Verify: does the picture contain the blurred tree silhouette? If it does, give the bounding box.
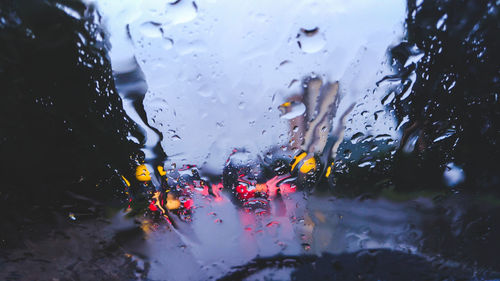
[333,0,500,197]
[0,0,143,245]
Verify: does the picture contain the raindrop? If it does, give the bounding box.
[55,3,81,19]
[351,132,365,143]
[166,0,198,25]
[358,161,373,168]
[436,14,448,29]
[373,110,384,120]
[139,21,163,38]
[361,135,373,143]
[344,149,352,159]
[381,91,395,105]
[162,37,174,50]
[288,79,298,88]
[443,163,465,187]
[374,134,391,140]
[198,85,213,97]
[300,27,319,36]
[296,27,326,53]
[266,221,280,227]
[278,101,306,119]
[433,129,455,143]
[279,60,291,67]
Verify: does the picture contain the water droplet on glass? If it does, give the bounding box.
[443,162,465,187]
[278,101,306,119]
[166,0,198,25]
[358,160,373,168]
[344,149,352,159]
[381,91,395,105]
[297,27,326,53]
[374,134,391,141]
[279,60,290,67]
[351,132,365,143]
[266,221,280,227]
[433,129,455,143]
[198,85,213,97]
[436,14,448,29]
[139,21,163,38]
[162,37,174,50]
[373,110,384,120]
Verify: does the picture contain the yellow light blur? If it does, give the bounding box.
[135,164,151,182]
[299,157,317,174]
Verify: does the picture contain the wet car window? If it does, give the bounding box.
[1,0,499,280]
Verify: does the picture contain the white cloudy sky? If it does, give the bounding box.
[94,0,406,171]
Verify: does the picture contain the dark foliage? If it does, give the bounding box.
[0,0,142,246]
